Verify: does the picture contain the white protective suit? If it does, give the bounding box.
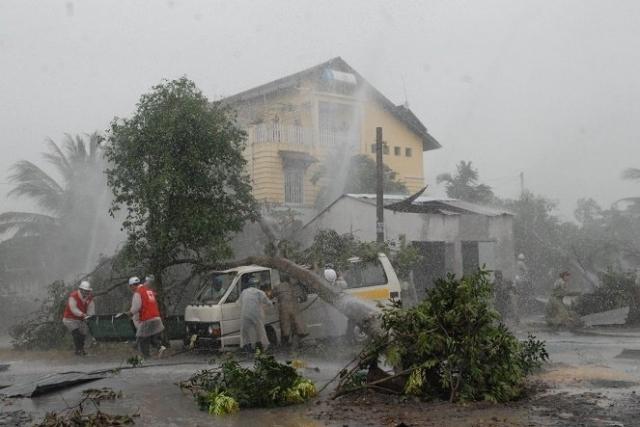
[239,287,273,349]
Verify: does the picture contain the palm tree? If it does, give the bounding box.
[436,161,494,204]
[0,133,103,236]
[0,133,108,277]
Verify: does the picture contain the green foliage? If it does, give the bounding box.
[298,230,420,282]
[436,161,494,204]
[207,392,239,416]
[392,236,423,281]
[126,355,144,368]
[366,270,548,402]
[9,280,73,350]
[180,352,317,414]
[105,77,257,301]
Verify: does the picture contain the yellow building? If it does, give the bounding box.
[225,57,441,208]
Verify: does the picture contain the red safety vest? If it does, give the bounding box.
[63,290,93,320]
[137,285,161,321]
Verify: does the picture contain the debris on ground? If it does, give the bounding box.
[179,352,317,415]
[126,355,144,368]
[82,387,123,401]
[34,387,137,426]
[0,409,32,427]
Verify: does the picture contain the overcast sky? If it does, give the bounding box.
[1,0,638,220]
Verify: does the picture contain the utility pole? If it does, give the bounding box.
[376,127,384,244]
[519,172,524,197]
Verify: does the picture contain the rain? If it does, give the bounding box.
[1,1,640,426]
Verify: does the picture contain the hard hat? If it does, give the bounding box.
[324,268,337,283]
[79,281,92,291]
[128,276,141,286]
[517,253,525,260]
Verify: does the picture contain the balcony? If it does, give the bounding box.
[248,123,359,148]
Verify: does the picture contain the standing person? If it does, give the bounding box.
[515,253,532,311]
[492,271,517,323]
[239,277,273,353]
[545,271,582,329]
[62,281,95,356]
[128,276,165,358]
[273,273,307,347]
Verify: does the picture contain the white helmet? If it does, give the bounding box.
[324,268,337,283]
[79,280,92,291]
[518,253,525,260]
[128,276,141,286]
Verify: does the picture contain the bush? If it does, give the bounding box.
[363,270,548,402]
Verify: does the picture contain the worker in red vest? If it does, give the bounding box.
[62,281,95,356]
[128,276,165,357]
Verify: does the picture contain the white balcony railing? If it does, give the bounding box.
[249,123,358,148]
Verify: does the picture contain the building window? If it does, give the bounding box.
[405,147,412,157]
[383,144,389,155]
[394,146,401,156]
[371,144,376,153]
[284,168,304,204]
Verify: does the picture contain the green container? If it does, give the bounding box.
[88,314,185,342]
[88,315,136,341]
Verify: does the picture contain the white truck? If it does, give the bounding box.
[184,253,400,350]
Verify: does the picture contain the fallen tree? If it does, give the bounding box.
[332,270,548,403]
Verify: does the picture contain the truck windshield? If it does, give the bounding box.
[343,259,387,289]
[195,272,237,305]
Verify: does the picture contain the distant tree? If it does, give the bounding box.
[0,133,107,278]
[436,161,494,204]
[574,197,604,225]
[312,154,409,208]
[622,168,640,181]
[105,77,257,312]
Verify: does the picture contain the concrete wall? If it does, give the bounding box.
[298,197,516,281]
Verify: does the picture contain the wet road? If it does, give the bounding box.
[2,326,640,426]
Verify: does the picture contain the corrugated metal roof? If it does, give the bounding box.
[345,193,513,216]
[301,193,512,230]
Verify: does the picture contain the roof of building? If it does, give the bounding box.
[223,57,441,152]
[301,192,512,230]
